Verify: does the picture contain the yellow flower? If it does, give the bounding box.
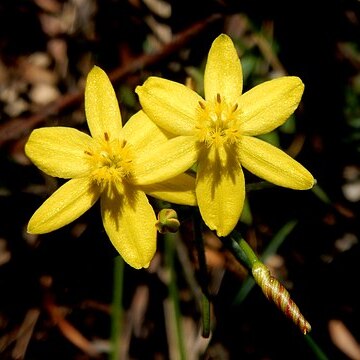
[25,65,196,269]
[136,34,315,237]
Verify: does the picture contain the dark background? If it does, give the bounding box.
[0,0,359,359]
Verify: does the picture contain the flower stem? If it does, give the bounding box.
[304,334,330,360]
[193,209,211,338]
[224,230,259,268]
[110,255,124,360]
[164,232,186,360]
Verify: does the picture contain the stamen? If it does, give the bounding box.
[84,150,93,156]
[196,93,241,149]
[104,132,109,141]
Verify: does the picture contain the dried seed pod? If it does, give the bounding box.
[252,262,311,335]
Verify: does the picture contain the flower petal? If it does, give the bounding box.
[25,127,94,178]
[196,146,246,237]
[101,187,157,269]
[85,66,123,140]
[204,34,243,104]
[132,136,199,185]
[136,77,203,135]
[141,172,197,206]
[238,77,304,136]
[28,178,100,234]
[122,110,171,154]
[239,136,315,189]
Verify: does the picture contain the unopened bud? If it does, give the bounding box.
[156,209,180,234]
[252,262,311,335]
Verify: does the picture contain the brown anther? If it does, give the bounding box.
[232,103,238,112]
[104,132,109,141]
[216,93,221,103]
[84,150,93,156]
[198,101,206,110]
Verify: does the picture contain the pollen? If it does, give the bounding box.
[196,94,241,148]
[85,133,133,191]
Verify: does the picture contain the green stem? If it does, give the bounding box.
[304,334,330,360]
[224,230,259,269]
[164,232,186,360]
[193,210,211,338]
[110,255,124,360]
[233,220,298,305]
[201,293,211,337]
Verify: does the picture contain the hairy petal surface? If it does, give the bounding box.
[132,136,199,185]
[196,147,245,237]
[141,172,197,206]
[85,66,122,139]
[25,127,93,178]
[101,188,157,269]
[136,77,203,135]
[28,178,100,234]
[205,33,243,103]
[239,136,315,190]
[238,77,304,136]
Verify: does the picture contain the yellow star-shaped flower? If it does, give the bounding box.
[25,66,196,269]
[136,34,315,237]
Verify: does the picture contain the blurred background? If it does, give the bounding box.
[0,0,359,359]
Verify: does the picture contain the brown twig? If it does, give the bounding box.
[0,13,222,149]
[11,309,41,360]
[41,276,101,358]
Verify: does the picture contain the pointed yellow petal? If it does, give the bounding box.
[25,127,93,178]
[122,110,171,154]
[132,136,199,185]
[196,147,246,237]
[204,34,243,103]
[101,188,157,269]
[85,66,122,139]
[28,178,100,234]
[136,77,203,135]
[239,136,315,189]
[141,172,197,206]
[238,77,304,136]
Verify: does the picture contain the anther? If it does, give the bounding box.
[84,150,93,156]
[216,93,221,103]
[198,101,206,110]
[104,132,110,141]
[232,103,238,112]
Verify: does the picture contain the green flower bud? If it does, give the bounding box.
[156,209,180,234]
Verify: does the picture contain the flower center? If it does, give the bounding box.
[195,93,241,148]
[85,131,133,193]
